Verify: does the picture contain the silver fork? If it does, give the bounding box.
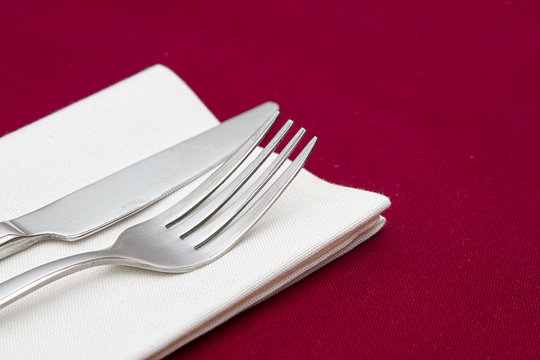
[0,115,316,310]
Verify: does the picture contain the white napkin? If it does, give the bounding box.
[0,65,390,359]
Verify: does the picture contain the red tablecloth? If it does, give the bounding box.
[1,1,538,358]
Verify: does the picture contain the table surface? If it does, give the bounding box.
[1,1,538,358]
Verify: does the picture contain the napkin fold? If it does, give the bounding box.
[0,65,390,359]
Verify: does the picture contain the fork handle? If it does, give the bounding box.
[0,248,126,310]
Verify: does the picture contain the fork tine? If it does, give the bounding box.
[181,125,306,240]
[193,135,316,250]
[161,111,279,226]
[0,119,315,310]
[170,120,295,233]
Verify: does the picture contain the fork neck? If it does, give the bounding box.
[0,247,128,310]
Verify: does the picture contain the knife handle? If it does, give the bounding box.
[0,221,39,260]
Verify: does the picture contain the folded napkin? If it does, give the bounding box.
[0,65,390,359]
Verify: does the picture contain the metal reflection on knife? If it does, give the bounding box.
[0,102,280,259]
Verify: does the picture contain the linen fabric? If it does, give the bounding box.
[1,1,538,358]
[0,65,389,359]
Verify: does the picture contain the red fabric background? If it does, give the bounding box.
[1,1,538,358]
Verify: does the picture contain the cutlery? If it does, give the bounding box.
[0,102,279,259]
[0,117,316,310]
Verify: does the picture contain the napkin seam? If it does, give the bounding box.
[150,215,386,359]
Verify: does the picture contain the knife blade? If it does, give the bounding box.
[0,102,279,259]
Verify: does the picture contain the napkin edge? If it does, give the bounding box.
[0,64,193,141]
[148,215,386,360]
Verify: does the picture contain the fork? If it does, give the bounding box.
[0,114,316,310]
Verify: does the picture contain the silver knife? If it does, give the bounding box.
[0,102,279,259]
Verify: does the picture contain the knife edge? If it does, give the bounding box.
[0,102,279,258]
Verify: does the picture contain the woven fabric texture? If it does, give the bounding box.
[0,65,389,359]
[0,1,538,358]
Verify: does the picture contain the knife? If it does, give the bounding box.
[0,102,279,259]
